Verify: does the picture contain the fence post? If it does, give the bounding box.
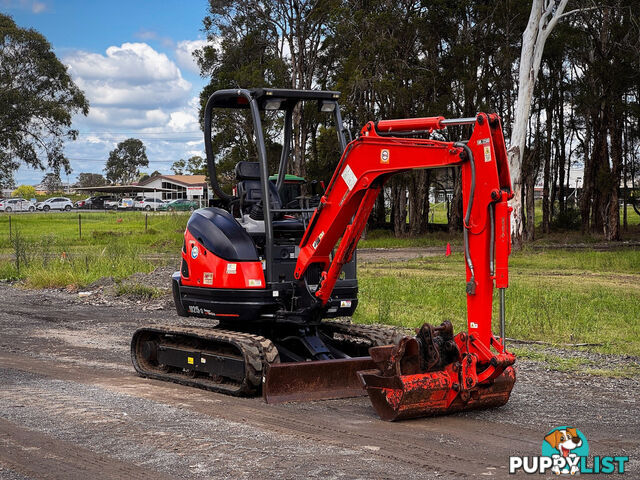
[145,213,148,232]
[8,215,11,239]
[78,213,82,239]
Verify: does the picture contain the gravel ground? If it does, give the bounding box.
[0,250,638,479]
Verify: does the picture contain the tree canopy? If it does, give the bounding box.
[41,172,62,194]
[171,155,207,176]
[196,0,640,241]
[0,14,88,186]
[77,172,107,188]
[104,138,149,185]
[11,184,36,199]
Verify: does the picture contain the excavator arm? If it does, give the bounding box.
[293,113,517,420]
[296,113,512,347]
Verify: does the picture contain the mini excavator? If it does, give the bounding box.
[131,88,516,421]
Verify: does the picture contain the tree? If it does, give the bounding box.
[11,184,36,198]
[186,155,206,175]
[507,0,584,244]
[0,14,88,182]
[0,162,16,190]
[104,138,149,184]
[171,159,186,175]
[41,172,62,194]
[77,172,106,188]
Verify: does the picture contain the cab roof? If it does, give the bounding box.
[209,88,340,111]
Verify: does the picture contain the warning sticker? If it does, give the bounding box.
[248,279,262,287]
[380,149,390,164]
[226,263,237,274]
[312,231,325,250]
[477,138,490,145]
[203,272,213,285]
[484,145,491,162]
[187,356,194,364]
[341,164,357,190]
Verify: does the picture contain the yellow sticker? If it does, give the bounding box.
[187,356,194,365]
[380,149,390,164]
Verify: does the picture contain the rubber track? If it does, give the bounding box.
[131,326,279,396]
[319,319,407,347]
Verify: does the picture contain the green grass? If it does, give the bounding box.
[353,249,640,357]
[2,210,639,362]
[0,211,187,252]
[0,211,188,287]
[512,346,640,377]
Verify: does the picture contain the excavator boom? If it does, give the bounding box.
[293,113,516,420]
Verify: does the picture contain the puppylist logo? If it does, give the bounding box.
[509,426,630,475]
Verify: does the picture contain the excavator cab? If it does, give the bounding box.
[132,87,517,420]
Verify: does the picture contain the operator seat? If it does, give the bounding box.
[235,161,304,234]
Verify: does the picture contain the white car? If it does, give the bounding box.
[117,197,136,210]
[37,197,73,212]
[104,198,119,210]
[0,198,36,212]
[135,197,165,211]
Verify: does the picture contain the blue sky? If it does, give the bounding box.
[2,0,212,185]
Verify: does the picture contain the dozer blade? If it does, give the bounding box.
[263,357,375,403]
[358,366,516,421]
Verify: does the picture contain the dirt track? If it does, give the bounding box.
[0,278,638,479]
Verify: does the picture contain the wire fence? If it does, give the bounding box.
[0,211,187,281]
[0,210,189,245]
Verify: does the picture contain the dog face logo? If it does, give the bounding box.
[542,427,589,475]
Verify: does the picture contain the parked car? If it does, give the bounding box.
[158,199,198,212]
[36,197,73,212]
[0,198,36,212]
[75,197,91,208]
[104,198,119,210]
[117,196,138,210]
[81,195,117,209]
[135,197,165,211]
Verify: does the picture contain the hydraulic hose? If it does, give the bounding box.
[454,142,476,294]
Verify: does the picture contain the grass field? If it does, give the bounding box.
[1,210,638,359]
[353,249,640,357]
[0,211,188,287]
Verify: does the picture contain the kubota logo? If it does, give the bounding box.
[509,426,629,475]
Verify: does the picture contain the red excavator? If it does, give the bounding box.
[131,88,516,421]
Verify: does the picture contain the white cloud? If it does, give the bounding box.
[1,0,47,13]
[65,43,191,109]
[174,39,207,74]
[11,42,209,185]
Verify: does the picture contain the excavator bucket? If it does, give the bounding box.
[357,322,516,421]
[263,357,376,403]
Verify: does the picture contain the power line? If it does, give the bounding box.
[67,158,185,163]
[79,130,203,136]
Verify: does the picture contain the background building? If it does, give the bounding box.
[139,175,210,203]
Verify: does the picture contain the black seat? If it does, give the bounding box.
[235,161,282,212]
[235,161,305,234]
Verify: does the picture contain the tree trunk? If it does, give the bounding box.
[606,108,622,241]
[392,177,407,237]
[542,101,552,234]
[508,0,570,246]
[449,168,463,233]
[557,82,567,213]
